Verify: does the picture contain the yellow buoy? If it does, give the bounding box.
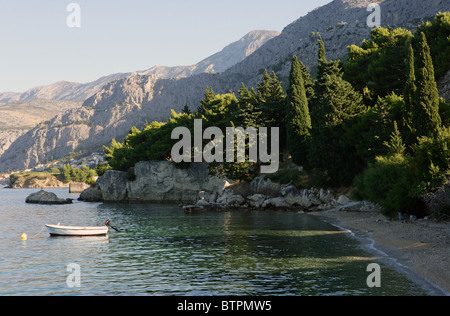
[21,233,27,241]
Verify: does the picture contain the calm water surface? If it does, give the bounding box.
[0,188,429,296]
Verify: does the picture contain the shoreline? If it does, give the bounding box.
[310,208,450,296]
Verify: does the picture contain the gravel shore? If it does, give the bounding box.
[310,208,450,296]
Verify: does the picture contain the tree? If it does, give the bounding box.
[299,60,314,101]
[197,86,216,115]
[384,122,406,156]
[236,83,263,128]
[318,34,326,64]
[257,70,286,129]
[309,36,366,186]
[286,56,311,166]
[412,32,442,140]
[182,103,192,115]
[402,43,416,145]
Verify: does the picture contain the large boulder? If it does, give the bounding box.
[26,190,73,205]
[250,176,281,195]
[217,191,246,206]
[262,197,290,208]
[96,171,128,202]
[96,161,229,204]
[247,194,267,208]
[78,187,103,202]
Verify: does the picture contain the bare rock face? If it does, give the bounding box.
[438,70,450,101]
[78,187,103,202]
[95,161,229,204]
[25,190,73,205]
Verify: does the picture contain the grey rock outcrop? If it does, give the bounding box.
[25,190,73,205]
[95,161,229,203]
[78,187,103,202]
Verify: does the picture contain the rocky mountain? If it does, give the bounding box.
[0,74,131,103]
[0,30,279,103]
[1,0,449,172]
[0,30,278,165]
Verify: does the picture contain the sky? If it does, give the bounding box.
[0,0,333,93]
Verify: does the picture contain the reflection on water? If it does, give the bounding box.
[0,188,429,296]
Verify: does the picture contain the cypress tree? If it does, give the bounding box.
[286,56,311,166]
[309,36,366,185]
[402,43,416,145]
[412,32,441,139]
[299,60,314,101]
[318,34,326,64]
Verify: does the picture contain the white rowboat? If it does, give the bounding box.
[45,224,109,237]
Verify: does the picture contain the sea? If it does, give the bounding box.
[0,188,439,296]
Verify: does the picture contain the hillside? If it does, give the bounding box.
[0,0,448,172]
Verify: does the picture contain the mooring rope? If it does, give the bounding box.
[30,226,46,238]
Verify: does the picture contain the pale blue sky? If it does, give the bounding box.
[0,0,332,93]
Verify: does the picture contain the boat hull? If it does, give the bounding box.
[45,224,109,237]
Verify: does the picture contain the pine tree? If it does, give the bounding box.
[256,70,286,128]
[412,32,442,139]
[257,69,272,104]
[384,121,406,156]
[236,83,263,128]
[286,56,311,166]
[197,86,216,115]
[266,71,286,128]
[182,103,192,115]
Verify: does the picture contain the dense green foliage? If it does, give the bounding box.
[416,12,450,79]
[104,12,450,218]
[61,164,97,184]
[10,165,98,187]
[344,27,413,104]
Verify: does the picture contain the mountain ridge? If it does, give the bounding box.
[0,30,279,103]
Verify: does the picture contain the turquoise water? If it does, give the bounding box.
[0,188,430,296]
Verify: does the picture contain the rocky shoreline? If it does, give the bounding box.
[311,209,450,296]
[80,161,372,213]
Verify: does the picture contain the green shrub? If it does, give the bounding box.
[351,154,414,217]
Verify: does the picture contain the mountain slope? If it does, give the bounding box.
[1,0,449,172]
